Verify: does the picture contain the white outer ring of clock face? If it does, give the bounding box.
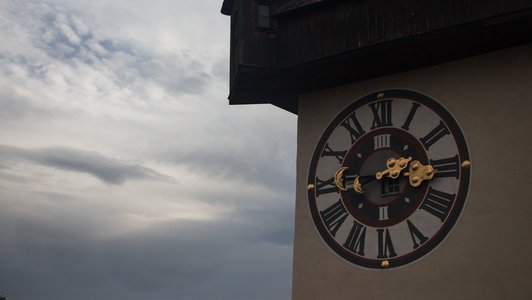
[307,89,471,270]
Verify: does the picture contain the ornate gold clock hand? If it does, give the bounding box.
[334,167,349,191]
[353,175,377,194]
[375,157,438,187]
[334,167,375,193]
[404,160,436,187]
[375,157,412,180]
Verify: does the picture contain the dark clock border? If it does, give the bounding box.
[307,89,471,269]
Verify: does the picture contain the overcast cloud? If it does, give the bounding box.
[0,1,296,299]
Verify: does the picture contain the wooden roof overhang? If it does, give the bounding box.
[222,1,532,114]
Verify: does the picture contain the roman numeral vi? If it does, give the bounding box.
[377,228,397,258]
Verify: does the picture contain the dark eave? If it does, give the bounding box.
[221,0,233,15]
[228,7,532,114]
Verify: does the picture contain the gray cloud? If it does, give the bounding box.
[211,57,229,79]
[0,1,295,299]
[0,144,173,185]
[0,192,292,300]
[1,1,211,97]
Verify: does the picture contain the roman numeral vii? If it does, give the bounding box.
[320,199,348,237]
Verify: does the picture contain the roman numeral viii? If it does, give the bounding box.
[420,187,456,221]
[320,199,349,237]
[370,99,393,129]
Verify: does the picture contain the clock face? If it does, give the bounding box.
[307,89,470,269]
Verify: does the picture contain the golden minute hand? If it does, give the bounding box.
[376,157,412,180]
[404,160,436,187]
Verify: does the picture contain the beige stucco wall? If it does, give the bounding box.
[293,43,532,299]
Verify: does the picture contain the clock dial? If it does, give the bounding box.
[307,89,470,269]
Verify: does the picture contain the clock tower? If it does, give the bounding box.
[222,0,532,298]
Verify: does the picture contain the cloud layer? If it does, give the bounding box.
[0,145,173,184]
[0,1,297,299]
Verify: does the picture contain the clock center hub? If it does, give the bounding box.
[359,149,408,206]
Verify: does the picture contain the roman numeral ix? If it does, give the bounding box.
[315,177,339,197]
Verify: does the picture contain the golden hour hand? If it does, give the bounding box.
[353,175,377,194]
[334,167,349,191]
[375,157,412,180]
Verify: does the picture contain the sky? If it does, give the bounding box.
[0,1,297,299]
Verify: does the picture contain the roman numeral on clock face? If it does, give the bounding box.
[320,199,349,237]
[420,121,450,150]
[430,155,459,178]
[341,113,366,143]
[420,187,456,221]
[374,134,391,149]
[406,219,428,249]
[401,102,420,131]
[377,228,397,258]
[370,99,393,129]
[343,220,366,255]
[379,206,389,220]
[315,177,339,197]
[321,143,347,163]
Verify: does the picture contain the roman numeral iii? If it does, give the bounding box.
[420,187,456,221]
[431,155,460,178]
